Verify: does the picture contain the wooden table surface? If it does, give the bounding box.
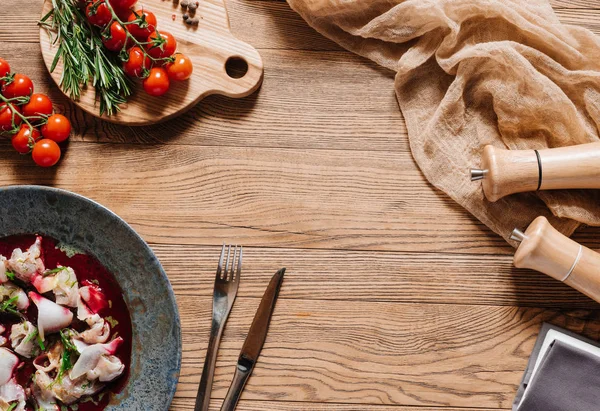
[2,1,600,410]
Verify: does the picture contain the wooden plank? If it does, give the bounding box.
[4,1,600,48]
[172,296,600,409]
[0,142,512,254]
[172,397,499,410]
[0,43,405,152]
[158,244,598,308]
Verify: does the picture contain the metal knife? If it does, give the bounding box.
[220,268,286,411]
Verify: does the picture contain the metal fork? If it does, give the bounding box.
[194,244,242,411]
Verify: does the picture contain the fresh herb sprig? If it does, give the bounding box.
[0,295,20,316]
[53,329,78,385]
[39,0,133,116]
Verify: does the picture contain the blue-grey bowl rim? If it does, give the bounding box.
[0,185,182,410]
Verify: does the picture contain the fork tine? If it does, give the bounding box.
[235,246,243,282]
[223,244,232,280]
[228,246,238,281]
[216,244,226,280]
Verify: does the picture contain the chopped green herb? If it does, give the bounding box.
[5,270,15,281]
[7,402,17,411]
[37,334,46,351]
[0,295,20,316]
[105,316,119,328]
[22,328,38,344]
[60,329,78,353]
[43,266,68,276]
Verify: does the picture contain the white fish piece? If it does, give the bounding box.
[7,237,45,283]
[76,294,94,321]
[0,325,5,346]
[31,370,59,411]
[0,348,19,386]
[87,355,125,382]
[32,266,79,308]
[78,314,110,344]
[70,337,123,381]
[0,377,26,411]
[0,283,29,311]
[34,369,103,406]
[33,343,63,374]
[10,321,39,358]
[0,256,7,284]
[28,292,73,341]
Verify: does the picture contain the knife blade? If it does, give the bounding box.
[220,268,285,411]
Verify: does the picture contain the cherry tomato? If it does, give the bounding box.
[0,58,10,87]
[12,125,40,154]
[2,74,34,99]
[22,94,53,119]
[109,0,137,9]
[41,114,71,143]
[86,1,112,27]
[103,22,128,52]
[32,139,61,167]
[146,30,177,60]
[0,103,22,132]
[166,53,193,81]
[142,67,170,96]
[126,9,157,40]
[123,47,151,78]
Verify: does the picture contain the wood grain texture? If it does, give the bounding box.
[0,142,512,254]
[5,1,600,47]
[173,397,498,410]
[175,397,499,410]
[172,296,600,408]
[156,244,600,308]
[39,0,263,125]
[2,1,600,411]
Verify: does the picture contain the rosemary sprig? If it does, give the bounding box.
[39,0,133,116]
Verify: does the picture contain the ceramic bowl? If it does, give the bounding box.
[0,185,181,410]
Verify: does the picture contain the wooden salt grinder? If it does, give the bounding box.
[470,142,600,202]
[511,216,600,304]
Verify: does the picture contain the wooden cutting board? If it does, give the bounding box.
[39,0,264,126]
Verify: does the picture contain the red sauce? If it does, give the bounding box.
[0,235,132,411]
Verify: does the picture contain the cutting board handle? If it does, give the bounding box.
[470,142,600,201]
[512,216,600,303]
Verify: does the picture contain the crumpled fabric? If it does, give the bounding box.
[286,0,600,243]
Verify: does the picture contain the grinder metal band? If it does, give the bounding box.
[534,150,542,191]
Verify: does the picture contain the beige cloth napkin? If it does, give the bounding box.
[286,0,600,243]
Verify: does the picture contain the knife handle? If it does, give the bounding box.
[511,216,600,303]
[220,359,253,411]
[470,142,600,202]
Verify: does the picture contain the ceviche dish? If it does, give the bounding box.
[0,235,132,411]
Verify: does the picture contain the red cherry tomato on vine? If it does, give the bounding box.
[0,104,22,132]
[2,74,34,99]
[123,47,151,78]
[0,58,10,87]
[127,9,157,41]
[32,139,61,167]
[109,0,137,10]
[166,53,193,81]
[86,1,112,27]
[41,114,71,143]
[146,30,177,60]
[12,125,40,154]
[142,67,170,96]
[22,94,53,119]
[103,22,128,52]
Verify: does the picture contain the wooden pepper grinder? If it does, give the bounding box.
[470,142,600,202]
[511,216,600,303]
